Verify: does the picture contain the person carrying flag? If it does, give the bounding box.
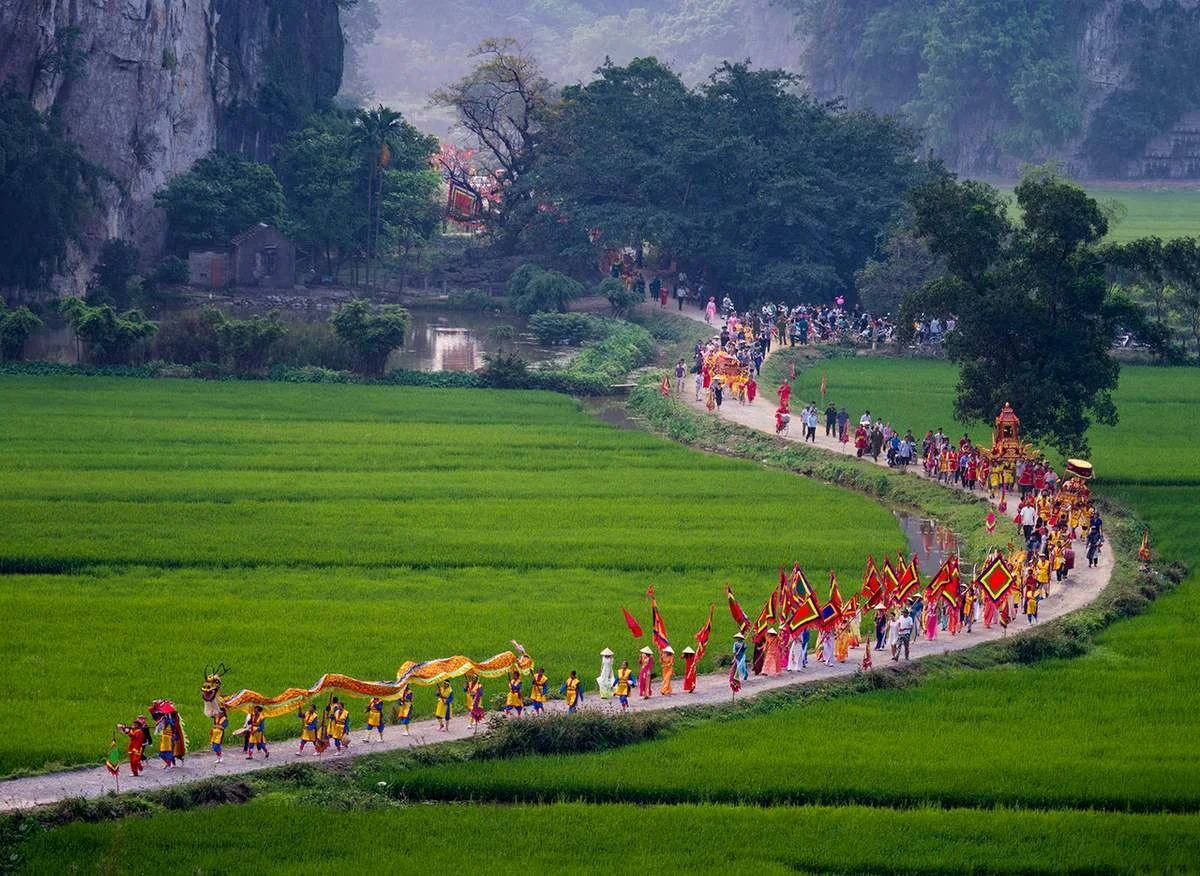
[246,706,269,759]
[659,646,675,695]
[732,632,748,681]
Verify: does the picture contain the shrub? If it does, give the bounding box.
[152,255,190,286]
[600,276,641,317]
[527,312,608,345]
[270,321,353,371]
[266,364,352,383]
[0,302,42,361]
[479,351,530,388]
[329,299,410,375]
[90,238,140,307]
[509,264,584,314]
[151,308,222,365]
[446,288,499,311]
[58,297,157,364]
[473,710,669,760]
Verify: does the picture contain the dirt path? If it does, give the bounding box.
[0,331,1115,812]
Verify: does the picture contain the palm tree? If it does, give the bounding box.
[351,105,405,288]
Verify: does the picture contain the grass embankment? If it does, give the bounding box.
[0,376,903,775]
[18,798,1200,874]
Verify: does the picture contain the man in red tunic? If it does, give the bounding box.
[117,716,150,776]
[777,380,792,409]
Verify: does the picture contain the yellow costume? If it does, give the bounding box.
[248,715,265,746]
[615,667,632,697]
[329,705,346,741]
[529,671,548,706]
[159,723,174,754]
[660,652,674,695]
[435,682,453,720]
[565,677,581,708]
[298,707,319,742]
[209,715,227,746]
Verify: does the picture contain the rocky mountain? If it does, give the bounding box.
[0,0,344,289]
[791,0,1200,179]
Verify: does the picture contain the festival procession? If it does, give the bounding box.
[101,398,1125,780]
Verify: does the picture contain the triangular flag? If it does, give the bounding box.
[622,606,644,638]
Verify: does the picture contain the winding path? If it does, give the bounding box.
[0,323,1114,812]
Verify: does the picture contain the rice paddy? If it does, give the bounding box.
[5,360,1200,873]
[0,376,903,774]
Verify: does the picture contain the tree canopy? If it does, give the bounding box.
[0,85,99,288]
[154,152,285,248]
[905,168,1135,455]
[518,58,921,305]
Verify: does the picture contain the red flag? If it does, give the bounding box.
[893,555,920,604]
[939,556,961,609]
[754,586,780,642]
[622,606,644,639]
[660,374,671,397]
[862,641,872,671]
[977,554,1016,603]
[651,594,670,652]
[728,661,741,694]
[725,583,749,631]
[861,555,883,608]
[819,570,843,629]
[694,604,715,661]
[785,566,821,633]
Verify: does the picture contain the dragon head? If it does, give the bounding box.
[201,663,231,718]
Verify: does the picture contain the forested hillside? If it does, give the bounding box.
[351,0,1200,179]
[789,0,1200,178]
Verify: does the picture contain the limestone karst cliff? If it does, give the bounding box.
[0,0,343,288]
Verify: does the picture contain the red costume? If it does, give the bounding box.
[682,651,698,692]
[777,382,791,408]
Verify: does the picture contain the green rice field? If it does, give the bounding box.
[997,185,1200,244]
[7,362,1200,873]
[19,800,1200,874]
[0,376,904,775]
[366,363,1200,814]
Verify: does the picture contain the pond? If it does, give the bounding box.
[21,301,572,372]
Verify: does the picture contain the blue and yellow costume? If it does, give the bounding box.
[614,666,633,707]
[365,697,384,740]
[529,669,548,713]
[396,686,414,730]
[247,710,268,757]
[505,673,524,714]
[209,712,228,757]
[564,675,582,713]
[435,681,454,727]
[297,705,320,752]
[329,702,348,751]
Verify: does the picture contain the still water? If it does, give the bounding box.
[895,511,960,577]
[23,303,570,372]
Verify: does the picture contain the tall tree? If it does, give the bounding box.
[432,38,554,239]
[350,106,437,287]
[906,168,1136,455]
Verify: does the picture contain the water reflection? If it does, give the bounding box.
[894,511,959,577]
[22,304,570,373]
